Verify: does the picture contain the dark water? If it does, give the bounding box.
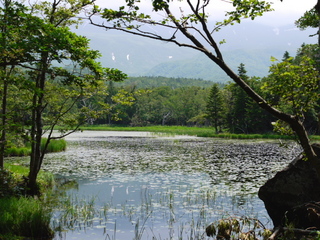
[41,131,300,240]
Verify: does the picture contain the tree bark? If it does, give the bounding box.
[28,52,48,195]
[0,73,7,169]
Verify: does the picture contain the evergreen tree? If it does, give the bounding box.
[206,83,224,133]
[282,51,292,61]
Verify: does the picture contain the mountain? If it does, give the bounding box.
[72,21,317,82]
[145,48,285,82]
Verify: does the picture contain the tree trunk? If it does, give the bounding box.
[0,74,7,169]
[28,53,48,195]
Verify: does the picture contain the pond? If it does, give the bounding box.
[42,131,300,240]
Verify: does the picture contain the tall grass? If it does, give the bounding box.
[4,147,30,157]
[0,164,56,239]
[4,138,67,157]
[41,138,67,153]
[0,197,54,239]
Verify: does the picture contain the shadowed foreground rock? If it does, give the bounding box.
[258,144,320,228]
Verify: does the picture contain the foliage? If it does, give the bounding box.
[266,56,319,116]
[129,86,209,126]
[79,125,297,140]
[4,147,30,157]
[0,0,129,193]
[296,7,320,29]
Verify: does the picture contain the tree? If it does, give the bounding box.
[226,64,273,134]
[263,55,319,137]
[0,0,42,169]
[226,64,252,133]
[0,0,127,194]
[206,83,224,133]
[89,0,320,172]
[295,7,320,44]
[170,87,206,125]
[282,51,291,61]
[131,86,173,126]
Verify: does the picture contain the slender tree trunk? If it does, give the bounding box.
[0,74,7,169]
[0,0,11,169]
[28,53,48,195]
[214,117,218,134]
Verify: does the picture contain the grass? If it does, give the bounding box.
[3,147,30,157]
[0,164,56,239]
[79,124,300,140]
[0,197,54,239]
[4,138,67,157]
[41,138,67,153]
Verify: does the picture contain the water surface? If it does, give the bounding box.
[44,131,299,240]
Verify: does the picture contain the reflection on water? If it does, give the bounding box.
[44,131,300,240]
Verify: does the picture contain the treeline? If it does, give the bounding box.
[95,44,320,135]
[95,71,275,133]
[116,76,214,89]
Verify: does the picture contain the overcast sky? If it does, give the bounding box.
[96,0,317,27]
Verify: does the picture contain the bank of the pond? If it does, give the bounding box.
[0,164,56,240]
[79,125,318,140]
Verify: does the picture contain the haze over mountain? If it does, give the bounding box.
[73,21,316,83]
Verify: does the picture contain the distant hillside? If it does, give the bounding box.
[73,21,316,82]
[145,48,286,82]
[117,76,215,89]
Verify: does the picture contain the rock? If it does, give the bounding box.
[258,143,320,227]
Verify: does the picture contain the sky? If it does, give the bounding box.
[95,0,317,27]
[254,0,317,26]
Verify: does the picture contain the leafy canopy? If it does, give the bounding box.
[265,56,319,117]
